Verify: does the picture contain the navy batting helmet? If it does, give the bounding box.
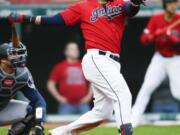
[163,0,178,9]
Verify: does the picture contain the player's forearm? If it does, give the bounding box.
[124,1,140,17]
[8,13,65,26]
[21,87,46,123]
[48,87,63,102]
[47,81,67,103]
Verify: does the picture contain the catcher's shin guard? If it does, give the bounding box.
[119,123,133,135]
[7,114,34,135]
[7,122,27,135]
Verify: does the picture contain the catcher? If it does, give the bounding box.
[0,25,46,135]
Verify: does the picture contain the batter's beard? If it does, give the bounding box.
[165,9,176,18]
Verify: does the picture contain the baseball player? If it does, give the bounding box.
[8,0,145,134]
[132,0,180,127]
[0,25,46,135]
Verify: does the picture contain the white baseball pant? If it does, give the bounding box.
[49,49,132,135]
[132,52,180,127]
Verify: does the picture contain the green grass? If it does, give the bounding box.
[0,125,180,135]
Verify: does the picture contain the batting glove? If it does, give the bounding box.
[8,13,24,24]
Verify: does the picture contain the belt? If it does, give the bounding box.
[99,50,120,62]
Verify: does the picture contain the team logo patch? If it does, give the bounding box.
[2,78,15,87]
[90,5,122,22]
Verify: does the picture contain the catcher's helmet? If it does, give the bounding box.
[0,42,27,68]
[0,43,12,59]
[163,0,178,9]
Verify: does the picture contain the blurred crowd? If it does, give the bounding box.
[47,42,92,115]
[0,0,82,5]
[0,0,167,5]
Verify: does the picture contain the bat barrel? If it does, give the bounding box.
[12,24,20,48]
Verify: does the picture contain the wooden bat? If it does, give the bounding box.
[12,24,20,48]
[167,19,180,30]
[154,19,180,37]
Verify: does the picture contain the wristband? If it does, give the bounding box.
[23,15,36,24]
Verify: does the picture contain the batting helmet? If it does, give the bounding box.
[163,0,178,9]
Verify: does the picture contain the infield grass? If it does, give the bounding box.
[0,125,180,135]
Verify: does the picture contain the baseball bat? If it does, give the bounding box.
[12,24,20,48]
[167,19,180,30]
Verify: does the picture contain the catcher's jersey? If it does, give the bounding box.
[61,0,128,53]
[0,67,35,109]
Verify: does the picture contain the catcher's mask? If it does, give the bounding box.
[7,42,27,68]
[163,0,178,9]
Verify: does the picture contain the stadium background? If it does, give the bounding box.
[0,0,180,120]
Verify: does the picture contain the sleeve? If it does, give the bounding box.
[20,68,46,123]
[60,2,82,26]
[40,13,65,26]
[140,16,156,45]
[49,64,61,82]
[21,87,46,123]
[146,16,157,33]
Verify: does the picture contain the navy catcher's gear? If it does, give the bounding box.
[0,42,27,68]
[7,116,45,135]
[0,67,32,109]
[163,0,178,9]
[0,67,46,123]
[7,114,34,135]
[119,123,133,135]
[7,122,27,135]
[7,42,27,68]
[0,100,29,126]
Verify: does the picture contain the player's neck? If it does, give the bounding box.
[66,58,78,64]
[0,64,14,74]
[164,11,175,22]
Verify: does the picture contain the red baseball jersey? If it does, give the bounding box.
[141,13,180,57]
[49,60,89,104]
[60,0,128,53]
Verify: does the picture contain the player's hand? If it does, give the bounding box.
[81,98,89,103]
[131,0,146,6]
[58,96,68,104]
[8,13,24,24]
[141,34,154,45]
[32,125,44,135]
